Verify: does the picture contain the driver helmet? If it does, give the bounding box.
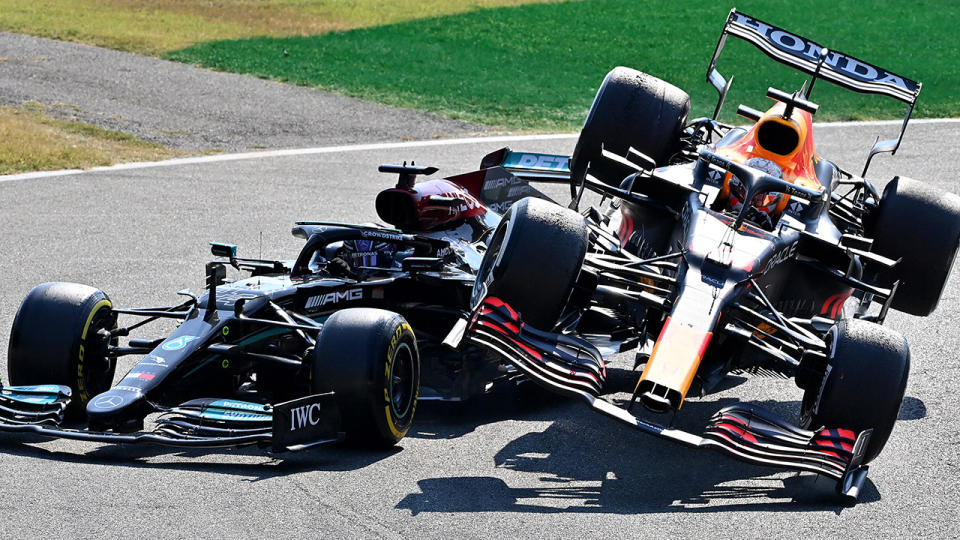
[724,157,789,229]
[332,238,400,272]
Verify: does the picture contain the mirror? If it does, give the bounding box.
[210,242,237,259]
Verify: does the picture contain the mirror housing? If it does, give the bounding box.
[210,242,237,259]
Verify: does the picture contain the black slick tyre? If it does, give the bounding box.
[471,197,588,330]
[312,308,420,448]
[868,176,960,316]
[800,318,909,463]
[8,282,117,419]
[570,67,690,188]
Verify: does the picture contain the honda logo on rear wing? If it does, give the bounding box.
[715,10,920,103]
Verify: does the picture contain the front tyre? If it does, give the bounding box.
[570,67,690,189]
[8,282,117,419]
[800,318,909,463]
[472,197,588,330]
[312,308,420,448]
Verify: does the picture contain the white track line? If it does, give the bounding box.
[3,118,959,183]
[0,133,578,183]
[815,117,960,128]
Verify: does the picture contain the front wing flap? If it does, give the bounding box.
[0,384,342,452]
[456,297,606,398]
[0,384,71,425]
[703,404,871,496]
[594,398,872,500]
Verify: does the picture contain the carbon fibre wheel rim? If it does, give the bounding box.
[389,342,415,419]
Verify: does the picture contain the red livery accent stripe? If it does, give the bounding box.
[479,315,520,335]
[715,422,759,444]
[696,332,713,361]
[836,428,856,440]
[485,297,520,321]
[619,215,634,248]
[820,292,852,318]
[509,336,543,360]
[478,320,543,360]
[478,320,507,335]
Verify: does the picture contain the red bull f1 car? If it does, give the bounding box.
[445,10,960,502]
[1,9,957,504]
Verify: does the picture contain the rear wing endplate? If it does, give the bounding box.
[707,9,922,175]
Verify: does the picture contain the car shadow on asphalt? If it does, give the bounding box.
[398,389,893,515]
[411,382,573,440]
[0,433,405,481]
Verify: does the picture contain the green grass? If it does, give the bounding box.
[0,0,557,55]
[167,0,958,130]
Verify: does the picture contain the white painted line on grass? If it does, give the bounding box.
[2,118,959,183]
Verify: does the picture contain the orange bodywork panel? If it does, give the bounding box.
[637,316,713,408]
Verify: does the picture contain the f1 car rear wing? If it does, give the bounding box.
[479,148,571,182]
[707,9,922,176]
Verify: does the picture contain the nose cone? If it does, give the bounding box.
[86,388,144,431]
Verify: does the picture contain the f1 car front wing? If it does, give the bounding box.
[0,384,343,452]
[450,298,872,501]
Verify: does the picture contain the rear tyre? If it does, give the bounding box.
[471,197,588,330]
[800,318,909,463]
[570,67,690,189]
[312,308,420,448]
[8,282,117,419]
[868,176,960,316]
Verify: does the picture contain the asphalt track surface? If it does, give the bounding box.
[0,122,957,538]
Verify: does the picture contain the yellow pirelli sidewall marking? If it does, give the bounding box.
[384,322,416,439]
[77,299,112,402]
